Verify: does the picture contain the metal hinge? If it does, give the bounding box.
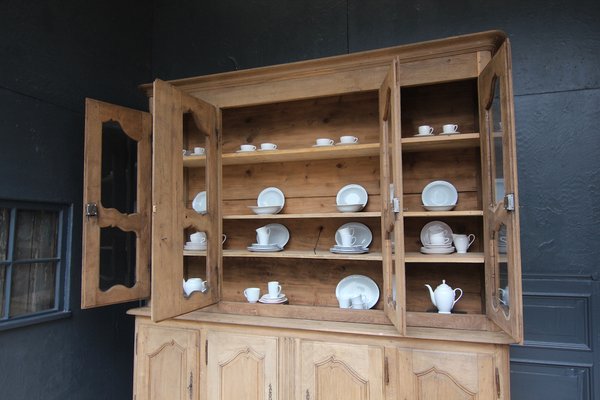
[504,193,515,211]
[384,356,390,385]
[392,198,401,213]
[495,367,501,398]
[85,203,98,218]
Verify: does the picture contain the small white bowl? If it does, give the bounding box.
[422,204,456,211]
[336,184,368,207]
[336,204,364,213]
[421,181,458,206]
[248,205,282,215]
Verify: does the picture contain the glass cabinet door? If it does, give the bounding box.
[379,59,406,335]
[151,79,221,322]
[81,99,152,308]
[479,41,523,342]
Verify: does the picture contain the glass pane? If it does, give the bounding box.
[496,223,509,315]
[99,227,136,291]
[0,265,6,318]
[0,208,9,261]
[15,209,59,259]
[101,121,138,214]
[489,76,505,205]
[10,262,57,317]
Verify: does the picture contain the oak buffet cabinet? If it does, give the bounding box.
[82,30,522,399]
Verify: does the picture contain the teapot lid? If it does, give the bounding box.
[436,279,452,290]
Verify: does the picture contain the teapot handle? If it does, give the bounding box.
[452,288,463,306]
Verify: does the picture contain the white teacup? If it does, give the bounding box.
[267,281,282,298]
[256,226,271,245]
[244,287,260,303]
[190,231,207,244]
[442,124,459,134]
[350,294,366,309]
[340,135,359,144]
[418,125,434,135]
[316,138,334,146]
[338,227,356,247]
[453,233,475,253]
[429,232,450,245]
[193,147,206,155]
[240,144,256,152]
[260,143,277,150]
[337,296,351,309]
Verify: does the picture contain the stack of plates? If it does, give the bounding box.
[421,181,457,211]
[184,241,207,251]
[258,293,288,304]
[330,222,372,254]
[420,221,455,254]
[247,243,283,252]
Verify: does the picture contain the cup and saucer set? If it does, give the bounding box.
[247,224,289,252]
[414,124,460,137]
[330,222,372,254]
[420,221,455,254]
[244,281,288,304]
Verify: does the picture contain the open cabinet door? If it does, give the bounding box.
[82,99,151,308]
[479,41,523,343]
[152,79,221,322]
[379,59,406,335]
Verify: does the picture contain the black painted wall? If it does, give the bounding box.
[152,1,600,398]
[0,1,151,399]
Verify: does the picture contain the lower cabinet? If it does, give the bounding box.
[133,317,508,399]
[396,347,499,400]
[134,324,199,400]
[205,331,279,400]
[298,340,385,400]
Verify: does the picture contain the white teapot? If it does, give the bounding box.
[183,278,208,297]
[424,280,463,314]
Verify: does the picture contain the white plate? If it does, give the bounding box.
[421,180,458,206]
[249,243,282,249]
[192,191,207,214]
[258,223,290,248]
[422,204,456,211]
[312,144,334,147]
[423,243,453,248]
[335,275,379,309]
[257,187,285,207]
[420,221,453,247]
[247,245,283,252]
[248,205,282,215]
[258,295,288,304]
[440,131,460,135]
[336,184,368,206]
[330,247,369,254]
[335,222,372,248]
[414,133,434,137]
[420,246,456,254]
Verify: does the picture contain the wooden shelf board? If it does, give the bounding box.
[224,211,381,220]
[184,143,380,167]
[401,132,480,152]
[403,210,483,217]
[405,252,484,263]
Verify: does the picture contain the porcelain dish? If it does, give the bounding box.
[258,294,288,304]
[420,221,453,246]
[248,205,282,215]
[335,222,372,248]
[247,244,283,252]
[420,246,456,254]
[258,223,290,248]
[422,204,456,211]
[336,184,368,208]
[336,204,363,213]
[330,245,369,254]
[257,187,285,208]
[421,180,458,206]
[335,275,379,309]
[192,191,207,214]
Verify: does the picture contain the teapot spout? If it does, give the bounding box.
[424,284,436,307]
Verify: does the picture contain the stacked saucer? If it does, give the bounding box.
[420,221,455,254]
[247,243,283,252]
[258,293,288,304]
[330,222,372,254]
[184,241,207,251]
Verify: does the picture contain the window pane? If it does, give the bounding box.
[0,208,9,261]
[10,262,57,317]
[15,209,59,259]
[0,265,6,318]
[100,227,136,291]
[101,121,138,214]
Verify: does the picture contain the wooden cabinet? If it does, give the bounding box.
[298,340,385,400]
[134,323,199,400]
[82,30,522,399]
[206,331,278,400]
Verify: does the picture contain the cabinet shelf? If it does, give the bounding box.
[184,249,382,261]
[401,132,480,152]
[405,252,484,263]
[403,210,483,217]
[223,211,381,220]
[184,143,380,167]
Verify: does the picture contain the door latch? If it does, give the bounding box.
[504,193,515,211]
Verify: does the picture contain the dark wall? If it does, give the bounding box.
[0,1,152,399]
[152,0,600,398]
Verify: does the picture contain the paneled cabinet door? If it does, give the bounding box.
[396,347,498,400]
[298,340,384,400]
[206,331,278,400]
[134,324,199,400]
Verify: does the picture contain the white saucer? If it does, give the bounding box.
[423,243,453,248]
[258,294,288,304]
[420,246,455,254]
[330,246,369,254]
[335,142,358,146]
[441,131,460,135]
[184,245,207,251]
[250,243,282,249]
[258,148,277,151]
[312,144,334,147]
[236,149,256,153]
[414,133,434,137]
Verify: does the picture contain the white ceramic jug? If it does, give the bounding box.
[183,278,208,296]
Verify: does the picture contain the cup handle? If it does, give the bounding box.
[428,127,434,134]
[273,144,278,149]
[467,234,475,247]
[328,139,334,145]
[453,288,463,306]
[350,236,357,246]
[251,145,256,150]
[243,289,249,299]
[353,137,358,143]
[444,237,451,244]
[222,234,227,244]
[453,124,458,131]
[277,285,282,295]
